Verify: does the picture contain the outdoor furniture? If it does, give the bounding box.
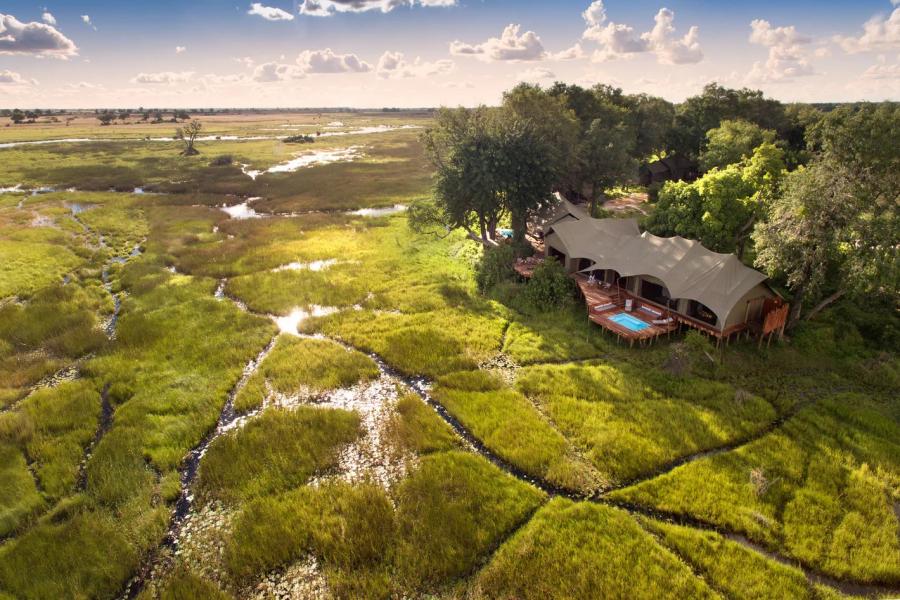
[638,305,663,318]
[594,303,615,312]
[625,299,633,312]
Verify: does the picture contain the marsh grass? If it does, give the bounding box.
[0,508,143,600]
[471,498,715,599]
[638,517,826,600]
[384,393,460,456]
[433,370,603,493]
[196,407,361,505]
[311,308,505,378]
[0,443,44,537]
[516,361,777,486]
[17,380,101,500]
[611,394,900,583]
[233,336,379,412]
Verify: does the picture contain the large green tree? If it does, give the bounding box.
[668,83,788,160]
[646,142,785,256]
[417,106,558,246]
[699,119,777,172]
[754,103,899,327]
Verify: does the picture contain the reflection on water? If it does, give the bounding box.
[272,306,339,335]
[220,199,262,219]
[265,146,363,174]
[273,259,338,272]
[349,204,408,217]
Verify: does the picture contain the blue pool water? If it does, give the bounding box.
[608,312,650,332]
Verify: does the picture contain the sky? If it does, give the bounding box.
[1,0,898,108]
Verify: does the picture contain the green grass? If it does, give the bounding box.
[393,450,546,590]
[385,392,460,456]
[0,509,145,600]
[516,361,777,486]
[226,267,367,315]
[638,517,833,600]
[226,450,544,596]
[0,443,44,537]
[433,370,602,493]
[149,568,233,600]
[234,336,379,412]
[501,310,611,364]
[225,481,395,596]
[311,308,505,378]
[610,394,900,584]
[17,380,101,500]
[195,407,360,505]
[471,498,715,599]
[0,239,81,298]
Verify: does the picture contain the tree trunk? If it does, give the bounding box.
[804,289,846,322]
[786,285,806,330]
[511,211,527,245]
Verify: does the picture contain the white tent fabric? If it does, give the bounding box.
[547,217,768,327]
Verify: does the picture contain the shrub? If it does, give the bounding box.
[475,244,517,294]
[209,154,233,167]
[283,135,315,144]
[521,258,576,312]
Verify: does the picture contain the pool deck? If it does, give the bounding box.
[575,275,678,346]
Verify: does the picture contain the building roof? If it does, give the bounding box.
[547,215,769,327]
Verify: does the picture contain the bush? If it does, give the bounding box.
[283,135,315,144]
[208,155,233,167]
[475,244,517,294]
[521,258,576,312]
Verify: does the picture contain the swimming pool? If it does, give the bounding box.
[608,312,650,332]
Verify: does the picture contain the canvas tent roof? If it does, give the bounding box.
[546,219,768,327]
[540,195,589,234]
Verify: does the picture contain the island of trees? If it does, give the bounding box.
[416,83,898,334]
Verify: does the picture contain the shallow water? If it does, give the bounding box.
[0,125,421,149]
[220,201,261,219]
[349,204,408,217]
[272,306,340,335]
[272,259,338,272]
[263,146,363,175]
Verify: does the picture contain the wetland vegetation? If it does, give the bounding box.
[0,94,896,600]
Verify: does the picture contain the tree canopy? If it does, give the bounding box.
[699,119,777,172]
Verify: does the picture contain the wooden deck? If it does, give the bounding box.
[573,274,678,347]
[515,257,748,346]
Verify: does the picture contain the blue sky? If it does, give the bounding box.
[1,0,898,107]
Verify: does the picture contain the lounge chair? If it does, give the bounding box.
[624,299,633,312]
[638,305,663,318]
[652,317,675,325]
[594,302,615,312]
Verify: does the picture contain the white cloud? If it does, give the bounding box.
[835,5,900,53]
[0,69,37,85]
[131,71,194,85]
[516,67,556,83]
[296,48,371,73]
[248,3,295,21]
[376,51,454,78]
[41,11,56,25]
[252,62,305,82]
[81,15,95,30]
[175,46,187,54]
[582,2,702,64]
[550,43,585,61]
[862,55,900,78]
[747,19,815,82]
[451,24,547,61]
[235,56,256,68]
[0,13,78,58]
[299,0,455,17]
